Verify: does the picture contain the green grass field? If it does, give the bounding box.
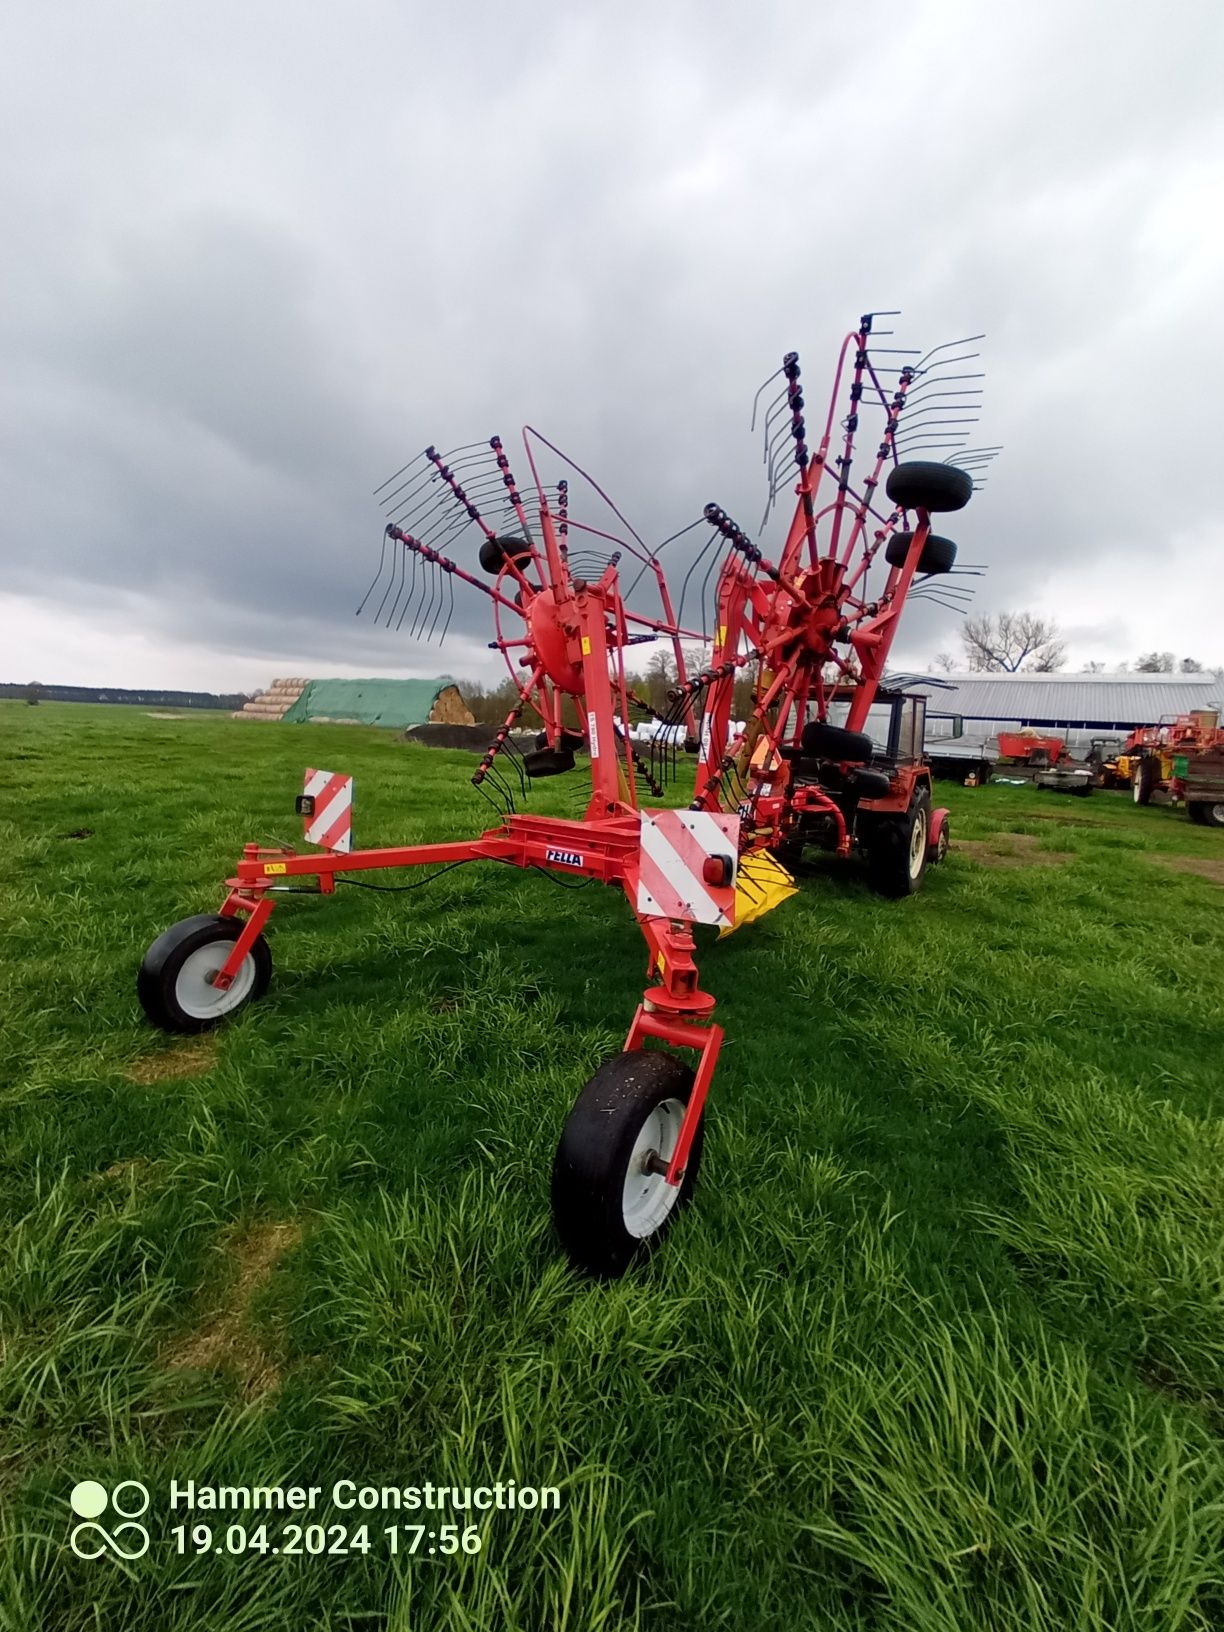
[3,701,1223,1630]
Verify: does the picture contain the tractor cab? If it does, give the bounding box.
[775,688,949,895]
[829,689,929,769]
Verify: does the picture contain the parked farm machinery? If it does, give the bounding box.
[138,315,993,1276]
[1093,712,1224,823]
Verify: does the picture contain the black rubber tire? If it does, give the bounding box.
[885,461,974,513]
[524,748,575,778]
[849,767,893,799]
[1189,801,1224,828]
[478,535,533,576]
[884,531,959,575]
[552,1051,703,1279]
[137,913,271,1034]
[865,788,931,898]
[1188,802,1207,825]
[1133,757,1157,805]
[930,817,950,864]
[534,730,584,753]
[1072,781,1094,798]
[801,720,873,762]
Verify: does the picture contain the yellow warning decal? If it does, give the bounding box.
[717,624,727,648]
[263,863,288,875]
[655,951,666,978]
[581,635,591,655]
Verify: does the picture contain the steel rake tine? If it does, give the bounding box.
[438,573,456,645]
[377,533,404,624]
[750,368,784,432]
[393,544,419,631]
[427,564,451,642]
[373,448,430,497]
[356,528,391,616]
[411,559,439,641]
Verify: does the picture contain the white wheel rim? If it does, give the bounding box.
[1212,805,1224,823]
[175,941,256,1020]
[909,808,929,879]
[1133,777,1142,802]
[622,1097,686,1239]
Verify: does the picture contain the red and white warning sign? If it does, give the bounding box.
[301,768,353,853]
[635,810,740,928]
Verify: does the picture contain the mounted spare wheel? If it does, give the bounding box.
[479,535,534,576]
[884,461,974,513]
[884,531,958,575]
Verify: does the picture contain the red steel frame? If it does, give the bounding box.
[205,319,953,1189]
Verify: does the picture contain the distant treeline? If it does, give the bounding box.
[1,683,247,710]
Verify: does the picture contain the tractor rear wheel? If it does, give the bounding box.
[1133,757,1158,805]
[865,789,931,898]
[552,1051,703,1278]
[137,914,271,1034]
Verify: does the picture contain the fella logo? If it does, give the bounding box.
[545,848,584,868]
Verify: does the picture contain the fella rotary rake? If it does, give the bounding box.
[138,314,993,1278]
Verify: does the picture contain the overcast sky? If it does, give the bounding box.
[3,1,1222,693]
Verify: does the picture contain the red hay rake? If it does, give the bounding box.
[138,314,994,1277]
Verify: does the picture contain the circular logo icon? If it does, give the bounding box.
[69,1481,109,1520]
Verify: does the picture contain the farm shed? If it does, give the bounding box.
[236,677,474,728]
[934,672,1222,734]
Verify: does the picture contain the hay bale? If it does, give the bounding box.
[428,685,476,727]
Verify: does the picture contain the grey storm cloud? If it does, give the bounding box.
[2,1,1223,682]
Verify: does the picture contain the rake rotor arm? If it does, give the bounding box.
[842,511,933,732]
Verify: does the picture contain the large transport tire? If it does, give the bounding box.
[1188,801,1224,828]
[884,461,974,513]
[864,788,931,898]
[552,1050,704,1279]
[1133,756,1158,805]
[801,720,874,762]
[137,914,271,1034]
[884,531,959,575]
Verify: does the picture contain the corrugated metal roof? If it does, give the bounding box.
[927,672,1222,727]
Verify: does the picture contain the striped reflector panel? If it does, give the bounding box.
[302,767,353,853]
[635,810,740,927]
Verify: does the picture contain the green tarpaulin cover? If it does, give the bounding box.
[282,678,457,729]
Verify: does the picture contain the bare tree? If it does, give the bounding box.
[931,650,957,673]
[1180,656,1204,673]
[1084,660,1106,673]
[1135,651,1175,673]
[960,612,1066,673]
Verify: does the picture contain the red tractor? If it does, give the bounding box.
[137,315,991,1276]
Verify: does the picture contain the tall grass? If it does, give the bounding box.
[1,702,1222,1628]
